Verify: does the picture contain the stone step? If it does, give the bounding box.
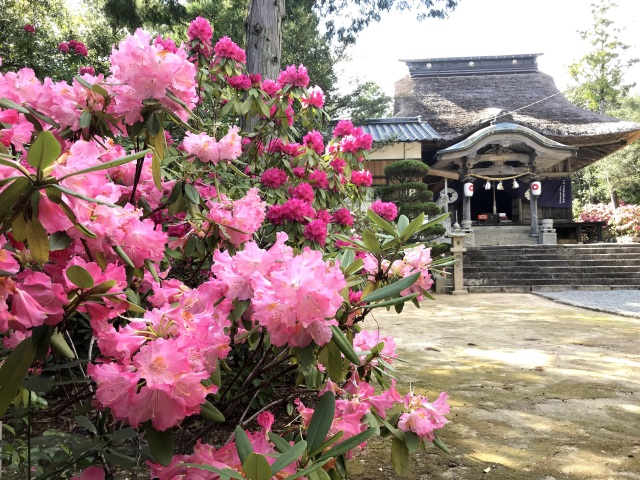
[466,285,640,293]
[465,253,640,262]
[464,259,640,273]
[461,244,640,292]
[464,260,640,268]
[465,278,638,289]
[467,246,640,254]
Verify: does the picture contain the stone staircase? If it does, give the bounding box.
[462,244,640,293]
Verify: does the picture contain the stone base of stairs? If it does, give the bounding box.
[461,244,640,293]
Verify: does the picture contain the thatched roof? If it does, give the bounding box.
[394,55,640,170]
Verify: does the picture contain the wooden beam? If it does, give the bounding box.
[537,172,572,178]
[474,153,530,163]
[427,168,459,180]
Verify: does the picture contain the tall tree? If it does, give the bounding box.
[246,0,285,79]
[567,0,638,113]
[567,0,639,209]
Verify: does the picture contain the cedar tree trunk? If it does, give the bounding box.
[246,0,285,79]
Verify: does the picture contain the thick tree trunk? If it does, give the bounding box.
[246,0,285,79]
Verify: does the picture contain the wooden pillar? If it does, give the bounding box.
[461,180,473,230]
[530,180,539,236]
[443,177,449,215]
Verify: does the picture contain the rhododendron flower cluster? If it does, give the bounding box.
[214,36,247,63]
[303,129,324,155]
[188,16,213,44]
[78,66,95,76]
[353,329,398,366]
[361,242,434,301]
[108,29,197,123]
[371,199,398,221]
[297,375,404,457]
[398,391,450,441]
[183,126,242,164]
[0,271,66,332]
[332,207,354,226]
[578,202,640,237]
[206,188,267,246]
[88,286,231,430]
[226,74,252,90]
[261,167,288,188]
[277,64,310,88]
[290,182,314,202]
[211,233,346,346]
[350,170,373,187]
[58,39,88,56]
[301,85,325,109]
[308,169,329,189]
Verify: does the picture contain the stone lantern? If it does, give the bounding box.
[447,222,469,295]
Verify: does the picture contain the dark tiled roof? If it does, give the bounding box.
[356,117,440,142]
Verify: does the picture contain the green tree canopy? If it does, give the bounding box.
[567,0,638,113]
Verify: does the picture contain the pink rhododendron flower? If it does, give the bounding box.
[293,166,306,178]
[257,411,274,434]
[353,329,398,366]
[315,209,331,224]
[207,188,267,246]
[252,248,345,347]
[398,391,450,442]
[183,126,242,164]
[303,219,328,245]
[71,466,105,480]
[303,130,324,155]
[333,120,354,137]
[289,182,314,203]
[78,66,95,76]
[330,157,346,174]
[10,271,67,330]
[58,42,69,53]
[73,42,88,56]
[277,64,309,88]
[153,36,178,53]
[214,36,246,63]
[108,29,197,124]
[332,207,354,226]
[0,247,20,275]
[262,78,281,96]
[301,85,324,108]
[267,198,315,224]
[23,24,35,33]
[350,170,373,187]
[308,169,329,189]
[188,16,213,44]
[261,168,288,188]
[371,200,398,221]
[226,74,251,90]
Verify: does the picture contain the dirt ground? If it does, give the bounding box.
[349,293,640,480]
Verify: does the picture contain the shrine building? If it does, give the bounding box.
[359,53,640,246]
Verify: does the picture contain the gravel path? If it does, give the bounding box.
[534,289,640,318]
[352,293,640,480]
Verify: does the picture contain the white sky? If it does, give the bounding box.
[336,0,640,97]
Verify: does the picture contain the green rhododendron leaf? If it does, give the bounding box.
[66,265,95,289]
[27,130,60,171]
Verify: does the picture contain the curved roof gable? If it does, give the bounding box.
[437,122,576,159]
